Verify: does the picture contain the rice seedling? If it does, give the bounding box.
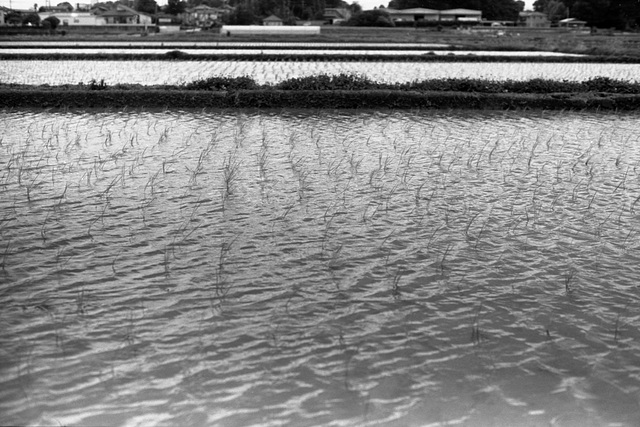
[41,213,49,242]
[343,341,359,392]
[391,270,402,299]
[474,211,492,250]
[564,268,576,294]
[613,302,631,342]
[471,302,487,344]
[163,244,170,277]
[222,152,241,200]
[257,146,269,180]
[1,239,10,273]
[362,202,379,223]
[439,243,452,274]
[328,243,344,271]
[75,289,86,315]
[112,249,122,276]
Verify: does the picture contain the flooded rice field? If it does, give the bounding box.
[0,48,585,57]
[1,109,640,426]
[0,42,452,49]
[1,60,638,85]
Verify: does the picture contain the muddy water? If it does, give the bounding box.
[1,109,640,426]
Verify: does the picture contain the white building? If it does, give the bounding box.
[222,25,320,35]
[384,8,440,22]
[38,11,106,26]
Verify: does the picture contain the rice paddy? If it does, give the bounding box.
[1,109,640,426]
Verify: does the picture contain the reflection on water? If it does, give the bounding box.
[1,109,640,426]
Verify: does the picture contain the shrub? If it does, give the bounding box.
[275,74,378,90]
[22,13,41,27]
[165,50,189,59]
[345,10,395,27]
[183,76,258,91]
[581,77,633,93]
[42,16,61,30]
[88,79,108,90]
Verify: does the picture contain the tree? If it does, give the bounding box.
[349,2,363,13]
[165,0,187,15]
[5,12,24,25]
[617,0,640,30]
[200,0,226,6]
[346,8,395,25]
[534,0,639,29]
[42,15,61,29]
[224,4,258,24]
[135,0,158,14]
[544,0,567,23]
[57,2,74,11]
[476,0,523,20]
[22,12,41,26]
[572,0,619,28]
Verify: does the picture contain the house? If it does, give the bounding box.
[263,14,283,26]
[182,4,228,27]
[38,11,106,26]
[384,8,439,22]
[0,6,9,26]
[380,8,482,24]
[156,13,180,25]
[75,4,93,12]
[98,4,152,25]
[323,8,351,25]
[439,8,482,23]
[39,5,73,13]
[559,17,586,28]
[518,11,549,27]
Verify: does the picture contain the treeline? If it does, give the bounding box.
[186,0,522,23]
[533,0,639,30]
[27,0,639,29]
[160,0,360,23]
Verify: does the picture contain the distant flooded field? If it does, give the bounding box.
[0,48,587,57]
[0,41,453,49]
[1,60,638,85]
[1,109,640,426]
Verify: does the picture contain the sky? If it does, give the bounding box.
[2,0,535,13]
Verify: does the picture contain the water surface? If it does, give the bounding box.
[1,109,640,426]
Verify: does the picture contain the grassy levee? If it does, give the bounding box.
[3,76,640,110]
[2,52,639,62]
[2,87,640,110]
